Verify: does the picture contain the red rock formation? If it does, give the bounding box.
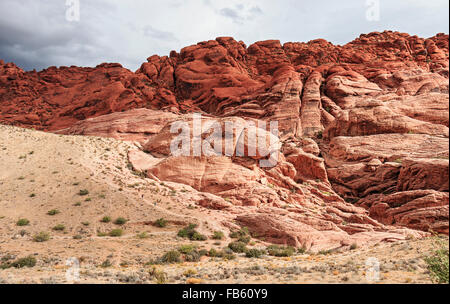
[1,31,448,248]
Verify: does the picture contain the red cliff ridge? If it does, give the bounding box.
[1,31,448,251]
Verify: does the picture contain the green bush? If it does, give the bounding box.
[101,259,112,268]
[267,245,295,257]
[245,248,265,258]
[109,229,123,237]
[101,216,111,223]
[178,244,197,254]
[177,224,206,241]
[113,217,127,225]
[47,209,60,216]
[228,241,247,253]
[212,231,224,240]
[297,247,307,254]
[16,218,30,226]
[424,237,449,284]
[161,250,181,264]
[33,232,50,242]
[184,251,201,262]
[0,256,36,269]
[155,218,168,228]
[52,224,65,231]
[78,189,89,196]
[238,235,251,244]
[136,232,149,239]
[229,227,249,239]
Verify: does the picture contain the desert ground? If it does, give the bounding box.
[0,124,446,284]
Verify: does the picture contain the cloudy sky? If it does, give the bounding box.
[0,0,448,71]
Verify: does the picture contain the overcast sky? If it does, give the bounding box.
[0,0,448,72]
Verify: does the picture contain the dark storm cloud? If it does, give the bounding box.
[0,0,448,72]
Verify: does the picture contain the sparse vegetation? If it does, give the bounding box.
[229,227,249,239]
[212,231,224,240]
[113,217,127,225]
[33,232,50,242]
[228,241,248,253]
[266,245,295,257]
[101,216,111,223]
[424,237,449,284]
[136,232,149,239]
[78,189,89,196]
[161,250,181,264]
[47,209,60,216]
[208,248,236,260]
[245,248,265,258]
[52,224,65,231]
[154,218,168,228]
[16,218,30,226]
[109,229,124,237]
[100,259,112,268]
[177,224,207,241]
[0,256,36,269]
[149,266,168,284]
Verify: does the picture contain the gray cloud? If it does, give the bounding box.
[0,0,448,72]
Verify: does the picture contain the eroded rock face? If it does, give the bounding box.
[1,31,448,249]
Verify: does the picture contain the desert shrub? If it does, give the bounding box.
[177,224,206,241]
[198,249,208,256]
[178,244,197,254]
[149,266,168,284]
[113,217,127,225]
[207,248,235,260]
[52,224,65,231]
[101,216,111,223]
[33,232,50,242]
[73,235,82,240]
[228,241,247,253]
[109,229,123,237]
[238,235,251,244]
[161,250,181,264]
[424,237,449,284]
[191,232,207,241]
[0,256,36,269]
[212,231,224,240]
[184,251,201,262]
[183,269,197,277]
[297,246,307,254]
[78,189,89,196]
[208,248,220,257]
[136,232,149,239]
[16,218,30,226]
[245,248,265,258]
[229,227,249,239]
[47,209,60,216]
[101,259,112,268]
[155,218,168,228]
[350,243,358,250]
[267,245,295,257]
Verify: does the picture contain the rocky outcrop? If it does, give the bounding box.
[1,31,449,248]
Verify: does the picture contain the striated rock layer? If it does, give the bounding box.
[1,31,448,250]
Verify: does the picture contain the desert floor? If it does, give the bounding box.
[0,125,446,284]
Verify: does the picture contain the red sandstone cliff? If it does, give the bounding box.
[1,31,448,251]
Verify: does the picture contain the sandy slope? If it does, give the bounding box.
[0,125,445,284]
